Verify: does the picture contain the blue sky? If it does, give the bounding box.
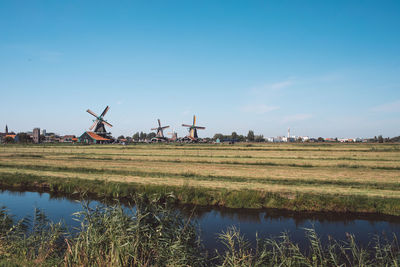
[1,0,399,138]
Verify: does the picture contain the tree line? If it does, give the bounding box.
[213,130,265,142]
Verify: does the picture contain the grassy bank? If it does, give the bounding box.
[0,171,400,216]
[0,197,399,266]
[1,143,400,215]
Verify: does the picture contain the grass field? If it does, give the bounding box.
[1,142,400,215]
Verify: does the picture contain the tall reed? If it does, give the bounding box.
[0,196,399,266]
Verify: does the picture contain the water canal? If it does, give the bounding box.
[1,189,400,251]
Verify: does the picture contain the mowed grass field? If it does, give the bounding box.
[1,143,400,214]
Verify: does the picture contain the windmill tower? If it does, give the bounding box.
[86,106,113,137]
[182,115,205,141]
[151,119,170,139]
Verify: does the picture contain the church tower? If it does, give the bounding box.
[5,125,8,134]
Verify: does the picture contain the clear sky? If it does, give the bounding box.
[1,0,399,138]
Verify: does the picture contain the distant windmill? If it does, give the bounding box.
[151,119,170,139]
[86,106,113,136]
[167,127,178,141]
[182,115,205,141]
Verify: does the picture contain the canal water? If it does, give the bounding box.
[1,189,400,250]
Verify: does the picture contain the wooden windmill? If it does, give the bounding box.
[182,115,205,141]
[86,106,113,137]
[151,119,170,139]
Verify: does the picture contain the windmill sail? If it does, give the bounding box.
[86,106,112,136]
[182,115,205,141]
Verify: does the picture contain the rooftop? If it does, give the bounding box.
[86,131,110,141]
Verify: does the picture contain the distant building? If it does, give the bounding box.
[4,134,17,142]
[33,128,41,143]
[79,131,111,144]
[61,135,77,143]
[301,136,310,142]
[0,125,16,143]
[325,138,336,142]
[42,129,46,136]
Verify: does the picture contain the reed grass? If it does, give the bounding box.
[0,198,399,266]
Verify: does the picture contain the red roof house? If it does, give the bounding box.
[79,131,111,144]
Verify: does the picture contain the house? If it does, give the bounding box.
[79,131,111,144]
[1,134,16,143]
[44,134,61,143]
[6,134,16,139]
[61,135,77,143]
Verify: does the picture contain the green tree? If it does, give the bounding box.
[132,132,139,141]
[247,130,255,142]
[3,136,15,144]
[378,135,384,143]
[16,133,32,143]
[213,133,224,141]
[254,135,265,142]
[231,132,238,140]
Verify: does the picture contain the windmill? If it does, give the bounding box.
[86,106,113,137]
[182,115,205,141]
[167,127,178,142]
[151,119,170,140]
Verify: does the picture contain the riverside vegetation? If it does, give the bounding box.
[0,195,399,266]
[0,143,400,215]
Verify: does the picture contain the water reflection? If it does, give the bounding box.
[1,188,400,251]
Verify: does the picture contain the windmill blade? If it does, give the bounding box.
[89,120,98,130]
[103,121,113,127]
[100,106,110,117]
[162,126,170,129]
[158,119,161,127]
[182,124,192,127]
[87,109,99,118]
[193,115,196,126]
[194,126,206,130]
[151,128,158,131]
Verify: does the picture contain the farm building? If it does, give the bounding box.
[61,135,77,143]
[79,131,111,144]
[0,134,16,143]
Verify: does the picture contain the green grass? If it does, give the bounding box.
[1,161,400,191]
[0,198,399,266]
[0,172,400,215]
[1,143,400,215]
